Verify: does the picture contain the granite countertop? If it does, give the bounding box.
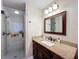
[32,37,77,59]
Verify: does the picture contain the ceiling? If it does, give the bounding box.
[27,0,54,9]
[3,0,26,11]
[3,0,54,11]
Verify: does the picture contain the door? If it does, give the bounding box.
[1,10,7,57]
[6,17,24,52]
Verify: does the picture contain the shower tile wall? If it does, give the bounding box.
[3,6,25,52]
[7,34,24,52]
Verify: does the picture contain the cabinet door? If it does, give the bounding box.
[33,41,52,59]
[51,52,63,59]
[38,49,52,59]
[33,41,39,59]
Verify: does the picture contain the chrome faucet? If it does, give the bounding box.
[48,36,58,42]
[48,36,52,41]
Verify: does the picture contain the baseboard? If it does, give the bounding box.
[27,56,33,59]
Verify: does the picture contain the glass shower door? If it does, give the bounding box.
[1,10,7,57]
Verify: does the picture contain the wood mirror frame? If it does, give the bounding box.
[44,11,66,35]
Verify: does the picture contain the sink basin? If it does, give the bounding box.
[41,40,55,47]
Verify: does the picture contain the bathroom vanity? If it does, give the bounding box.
[33,11,77,59]
[33,37,77,59]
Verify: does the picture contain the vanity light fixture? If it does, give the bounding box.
[44,9,48,14]
[53,3,59,10]
[14,10,19,14]
[48,7,52,12]
[44,2,59,14]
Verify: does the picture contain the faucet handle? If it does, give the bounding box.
[57,38,61,43]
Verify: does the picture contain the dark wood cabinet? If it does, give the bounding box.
[33,40,63,59]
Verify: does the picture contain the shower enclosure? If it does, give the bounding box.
[1,8,25,59]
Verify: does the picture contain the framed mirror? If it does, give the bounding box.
[44,11,66,35]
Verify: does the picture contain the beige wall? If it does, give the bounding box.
[25,2,43,58]
[43,0,78,44]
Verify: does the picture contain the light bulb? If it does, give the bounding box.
[53,3,58,10]
[48,7,52,12]
[14,10,19,14]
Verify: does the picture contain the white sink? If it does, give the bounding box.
[41,40,55,47]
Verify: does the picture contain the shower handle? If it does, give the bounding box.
[2,32,7,35]
[2,32,10,36]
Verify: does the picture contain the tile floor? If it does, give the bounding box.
[2,50,25,59]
